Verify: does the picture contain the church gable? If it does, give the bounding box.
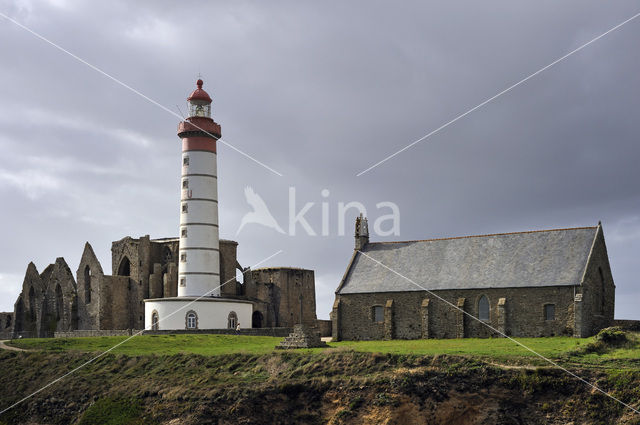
[338,226,599,294]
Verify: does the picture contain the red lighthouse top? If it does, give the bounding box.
[187,79,212,103]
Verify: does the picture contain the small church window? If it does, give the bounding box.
[182,203,188,213]
[228,311,238,329]
[182,179,189,189]
[186,311,198,329]
[373,306,384,323]
[544,304,555,321]
[478,295,489,321]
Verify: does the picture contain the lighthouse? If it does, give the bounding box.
[144,79,252,331]
[177,79,221,297]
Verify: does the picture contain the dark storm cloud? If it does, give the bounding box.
[0,0,638,319]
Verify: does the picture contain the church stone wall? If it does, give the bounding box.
[575,227,615,337]
[334,285,578,340]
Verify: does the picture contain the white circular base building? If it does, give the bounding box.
[145,297,252,331]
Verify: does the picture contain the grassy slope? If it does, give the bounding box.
[7,333,640,368]
[1,332,640,424]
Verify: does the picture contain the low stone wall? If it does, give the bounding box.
[142,327,292,337]
[316,320,332,337]
[613,320,640,331]
[54,330,133,338]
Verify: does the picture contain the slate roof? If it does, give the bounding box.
[337,226,599,294]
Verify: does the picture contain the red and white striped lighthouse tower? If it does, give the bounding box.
[177,79,221,297]
[144,79,252,331]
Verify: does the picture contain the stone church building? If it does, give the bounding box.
[4,235,317,338]
[331,216,615,340]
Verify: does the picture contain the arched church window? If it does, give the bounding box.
[84,266,91,303]
[151,311,159,331]
[478,295,489,321]
[186,311,198,329]
[227,311,238,329]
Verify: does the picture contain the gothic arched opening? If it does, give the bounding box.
[55,284,63,322]
[84,266,91,303]
[28,286,36,322]
[118,257,131,277]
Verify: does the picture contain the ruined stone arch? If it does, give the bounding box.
[118,256,131,277]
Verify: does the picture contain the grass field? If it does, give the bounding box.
[7,332,640,369]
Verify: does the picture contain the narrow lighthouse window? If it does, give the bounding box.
[181,203,188,213]
[183,156,189,166]
[180,253,187,262]
[181,228,187,238]
[182,179,189,189]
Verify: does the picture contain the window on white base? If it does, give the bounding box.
[228,311,238,329]
[183,156,189,166]
[180,253,187,262]
[179,277,186,287]
[186,311,198,329]
[544,304,555,321]
[181,203,188,213]
[181,228,187,238]
[151,311,159,331]
[182,179,189,189]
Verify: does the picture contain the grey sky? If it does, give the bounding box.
[0,0,638,320]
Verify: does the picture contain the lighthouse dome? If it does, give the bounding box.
[187,79,212,104]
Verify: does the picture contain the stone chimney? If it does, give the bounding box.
[354,213,369,251]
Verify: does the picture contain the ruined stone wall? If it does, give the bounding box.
[111,236,151,329]
[76,243,104,330]
[98,276,132,330]
[219,240,240,296]
[43,258,77,334]
[0,313,13,339]
[334,285,578,340]
[12,263,46,338]
[249,268,317,328]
